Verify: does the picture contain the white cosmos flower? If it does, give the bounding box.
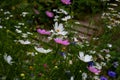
[107,44,112,48]
[34,47,52,54]
[53,9,68,15]
[4,11,10,15]
[53,22,68,35]
[95,62,102,69]
[70,76,74,80]
[59,9,68,15]
[21,12,29,17]
[22,33,28,38]
[16,29,22,33]
[27,52,35,56]
[4,54,13,65]
[78,52,93,62]
[18,40,31,44]
[18,22,24,26]
[82,72,87,80]
[14,25,21,28]
[93,76,99,80]
[0,25,3,28]
[61,15,71,21]
[69,60,73,65]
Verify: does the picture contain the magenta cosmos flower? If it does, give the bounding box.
[45,11,54,18]
[87,66,101,75]
[61,0,71,5]
[54,38,70,46]
[37,28,51,35]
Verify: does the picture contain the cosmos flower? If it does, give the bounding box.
[61,0,71,5]
[95,62,102,70]
[21,12,29,17]
[37,28,51,35]
[82,72,87,80]
[16,29,22,33]
[27,52,35,56]
[69,60,73,65]
[54,38,70,46]
[53,22,68,35]
[34,46,52,54]
[70,76,74,80]
[53,9,68,15]
[22,33,28,38]
[0,25,3,28]
[78,52,93,62]
[4,54,13,65]
[4,11,10,15]
[61,15,71,21]
[18,40,31,45]
[93,76,99,80]
[87,66,101,75]
[107,44,112,48]
[18,22,24,26]
[45,11,54,18]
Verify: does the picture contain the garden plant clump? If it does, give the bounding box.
[0,0,120,80]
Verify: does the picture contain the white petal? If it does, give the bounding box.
[70,76,74,80]
[58,31,68,35]
[74,37,78,42]
[78,52,93,62]
[82,72,87,80]
[54,22,58,29]
[19,40,31,44]
[0,25,3,28]
[79,52,84,57]
[34,47,52,54]
[95,63,102,69]
[84,55,92,62]
[16,29,22,33]
[4,54,13,65]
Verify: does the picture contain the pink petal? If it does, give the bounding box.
[61,0,71,5]
[87,66,101,74]
[37,29,51,35]
[45,11,54,18]
[54,38,70,46]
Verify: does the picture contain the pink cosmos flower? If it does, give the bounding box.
[54,38,70,46]
[37,28,51,35]
[45,11,54,18]
[61,0,71,5]
[87,66,101,75]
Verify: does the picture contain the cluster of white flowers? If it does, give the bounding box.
[53,9,71,22]
[101,0,120,29]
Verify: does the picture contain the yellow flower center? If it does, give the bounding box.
[56,29,60,32]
